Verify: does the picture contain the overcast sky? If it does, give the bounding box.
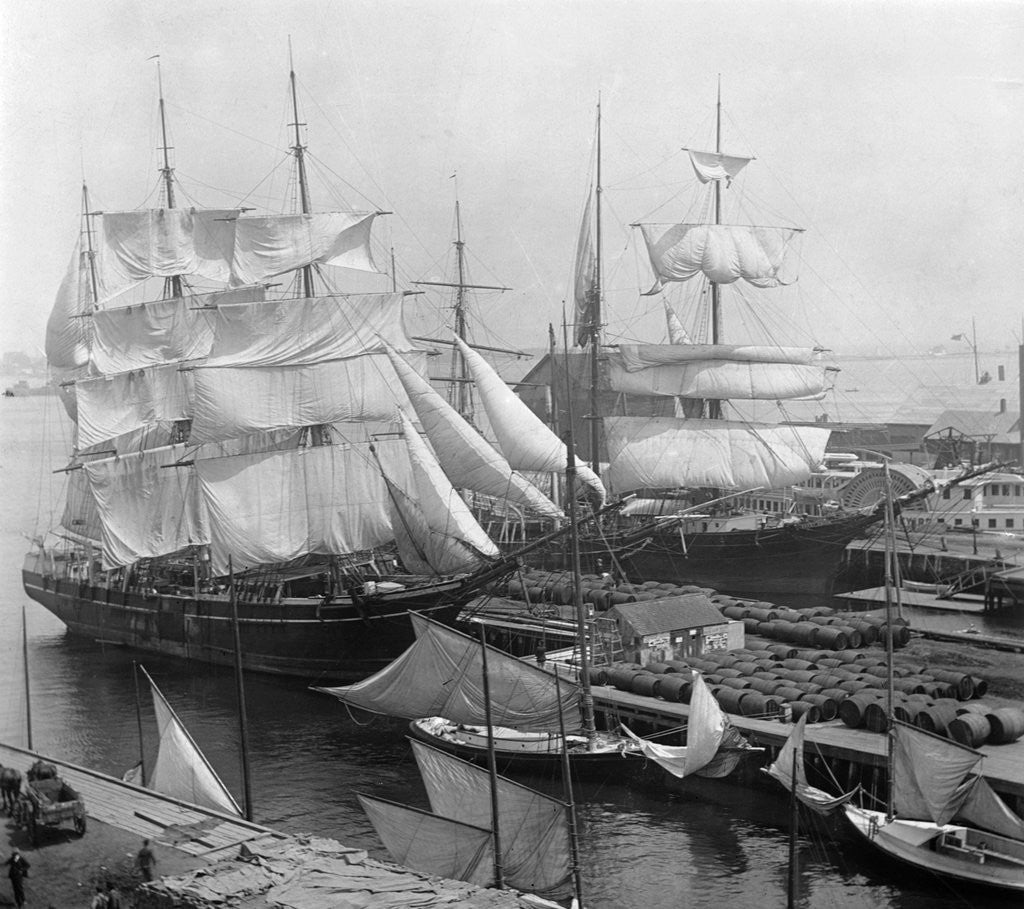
[1,0,1021,362]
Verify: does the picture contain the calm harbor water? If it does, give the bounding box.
[0,394,1015,908]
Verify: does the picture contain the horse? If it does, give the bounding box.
[0,765,22,812]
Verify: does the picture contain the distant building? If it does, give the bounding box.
[601,594,743,664]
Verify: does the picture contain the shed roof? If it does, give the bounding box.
[608,594,726,635]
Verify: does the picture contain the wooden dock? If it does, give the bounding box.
[0,742,281,859]
[589,684,1024,806]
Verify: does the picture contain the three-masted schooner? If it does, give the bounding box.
[21,62,540,681]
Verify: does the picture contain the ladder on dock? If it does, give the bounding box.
[937,560,1006,599]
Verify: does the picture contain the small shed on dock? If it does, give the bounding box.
[605,594,743,664]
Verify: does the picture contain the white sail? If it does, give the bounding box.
[74,364,195,450]
[687,149,752,185]
[190,355,422,444]
[83,443,208,569]
[605,416,830,491]
[45,242,95,370]
[640,222,801,291]
[230,212,378,284]
[190,293,425,444]
[573,190,597,346]
[765,713,856,814]
[608,344,831,400]
[357,794,493,887]
[96,209,240,289]
[664,301,691,345]
[316,613,582,733]
[453,336,606,504]
[60,468,103,545]
[388,412,500,575]
[146,669,241,816]
[384,345,562,518]
[412,740,573,900]
[620,673,725,778]
[90,287,264,375]
[195,438,413,575]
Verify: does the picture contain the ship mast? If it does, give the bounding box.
[588,97,603,475]
[708,76,723,420]
[156,60,183,300]
[288,41,315,299]
[412,193,510,423]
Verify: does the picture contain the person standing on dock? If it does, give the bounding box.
[5,847,30,909]
[136,839,156,882]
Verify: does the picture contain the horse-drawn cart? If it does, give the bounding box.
[14,761,86,845]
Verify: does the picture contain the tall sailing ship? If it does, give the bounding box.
[20,63,553,681]
[555,93,930,600]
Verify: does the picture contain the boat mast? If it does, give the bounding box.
[132,661,148,786]
[22,606,33,751]
[882,462,896,821]
[476,624,505,889]
[229,558,254,821]
[288,41,315,299]
[708,76,723,419]
[81,183,101,308]
[156,60,183,300]
[588,96,603,475]
[563,315,597,743]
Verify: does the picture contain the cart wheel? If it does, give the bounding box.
[74,814,87,836]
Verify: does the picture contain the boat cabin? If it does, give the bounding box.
[605,594,743,664]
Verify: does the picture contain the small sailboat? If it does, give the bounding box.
[620,671,759,780]
[126,665,241,817]
[359,739,576,902]
[316,613,639,775]
[841,465,1024,891]
[764,713,856,814]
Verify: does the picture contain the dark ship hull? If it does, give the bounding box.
[22,555,510,682]
[526,510,882,603]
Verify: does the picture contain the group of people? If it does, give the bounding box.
[3,839,156,908]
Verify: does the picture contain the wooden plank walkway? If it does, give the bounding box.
[0,742,281,859]
[590,684,1024,800]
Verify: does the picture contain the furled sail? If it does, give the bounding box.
[386,412,500,576]
[357,794,493,887]
[412,740,573,900]
[687,149,752,185]
[195,438,412,576]
[573,190,597,347]
[316,613,582,733]
[639,222,801,291]
[453,336,606,504]
[190,293,424,444]
[84,443,208,569]
[620,673,725,778]
[608,344,831,401]
[145,667,241,816]
[605,416,830,491]
[90,287,264,375]
[892,722,983,826]
[384,345,562,518]
[765,713,856,814]
[230,212,378,284]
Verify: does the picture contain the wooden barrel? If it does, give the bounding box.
[713,688,749,715]
[746,677,782,695]
[721,605,747,620]
[643,662,675,675]
[655,675,692,704]
[987,708,1024,744]
[773,686,806,702]
[837,679,873,694]
[605,667,641,692]
[927,670,975,700]
[719,677,753,691]
[820,687,851,703]
[740,692,781,718]
[838,691,884,728]
[915,702,958,735]
[863,700,891,732]
[800,693,839,722]
[777,669,819,684]
[848,621,879,645]
[786,701,821,723]
[630,673,661,698]
[767,643,799,659]
[948,713,991,747]
[663,659,692,673]
[812,626,850,651]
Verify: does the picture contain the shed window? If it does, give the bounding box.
[988,518,997,529]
